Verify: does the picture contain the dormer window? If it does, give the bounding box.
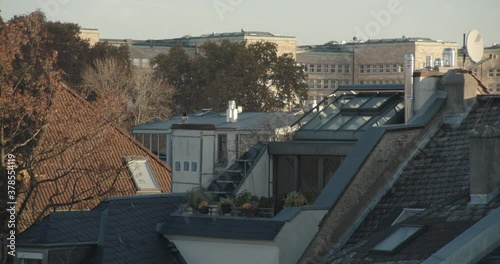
[373,225,424,253]
[125,156,161,194]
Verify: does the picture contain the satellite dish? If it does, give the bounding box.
[466,29,484,63]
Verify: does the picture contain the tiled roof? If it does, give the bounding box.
[18,194,186,264]
[327,95,500,263]
[17,85,172,230]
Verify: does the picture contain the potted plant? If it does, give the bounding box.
[216,197,234,215]
[283,191,307,208]
[235,191,259,217]
[186,187,211,214]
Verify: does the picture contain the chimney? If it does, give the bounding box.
[443,48,456,67]
[226,100,238,123]
[181,112,188,124]
[404,54,414,123]
[469,124,500,204]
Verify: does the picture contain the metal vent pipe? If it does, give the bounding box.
[404,54,415,123]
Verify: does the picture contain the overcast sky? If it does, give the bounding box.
[1,0,499,46]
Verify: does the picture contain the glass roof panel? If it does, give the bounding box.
[372,108,396,127]
[341,116,372,130]
[342,97,370,109]
[361,96,390,109]
[321,114,353,130]
[301,102,339,130]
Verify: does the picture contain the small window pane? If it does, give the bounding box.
[191,162,197,172]
[175,162,181,171]
[341,116,372,130]
[184,161,189,171]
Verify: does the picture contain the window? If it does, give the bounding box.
[323,64,329,73]
[360,80,365,85]
[217,134,228,165]
[344,65,350,74]
[309,64,315,72]
[392,64,398,73]
[324,80,329,89]
[330,64,336,73]
[392,208,425,225]
[184,161,189,171]
[399,64,404,72]
[316,80,322,89]
[309,79,315,88]
[488,83,494,92]
[331,80,337,89]
[366,65,371,73]
[18,252,43,264]
[175,161,181,171]
[126,157,161,192]
[133,58,141,67]
[373,226,424,253]
[488,69,494,77]
[191,162,197,172]
[143,133,151,150]
[496,83,500,92]
[338,65,343,74]
[359,65,365,74]
[316,64,322,72]
[142,58,149,68]
[497,69,500,77]
[379,64,384,73]
[385,64,391,73]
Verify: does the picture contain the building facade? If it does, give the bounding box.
[297,38,458,105]
[101,31,296,69]
[458,44,500,94]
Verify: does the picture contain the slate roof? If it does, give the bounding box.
[131,111,300,132]
[18,194,186,264]
[327,95,500,263]
[159,215,285,241]
[18,85,172,231]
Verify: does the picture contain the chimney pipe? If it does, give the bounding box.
[181,112,188,124]
[226,100,238,123]
[404,54,414,123]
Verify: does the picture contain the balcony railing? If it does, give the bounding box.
[185,204,275,218]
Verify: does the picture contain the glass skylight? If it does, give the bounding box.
[362,96,390,109]
[342,97,370,109]
[341,116,372,130]
[373,226,423,252]
[126,157,161,193]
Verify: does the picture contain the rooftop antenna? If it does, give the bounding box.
[464,29,485,65]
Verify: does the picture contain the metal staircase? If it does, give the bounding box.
[207,142,267,199]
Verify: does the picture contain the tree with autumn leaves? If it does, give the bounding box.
[152,41,308,113]
[0,11,173,263]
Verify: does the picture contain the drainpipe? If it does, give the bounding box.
[404,54,415,123]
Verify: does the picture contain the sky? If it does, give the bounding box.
[1,0,499,46]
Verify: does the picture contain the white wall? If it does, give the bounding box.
[168,236,279,264]
[275,209,327,264]
[236,147,270,198]
[171,129,215,192]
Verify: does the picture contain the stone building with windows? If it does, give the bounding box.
[297,37,458,105]
[101,30,296,69]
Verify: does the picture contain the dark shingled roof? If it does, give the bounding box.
[160,215,285,241]
[18,194,186,264]
[327,95,500,264]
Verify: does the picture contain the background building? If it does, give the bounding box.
[458,43,500,94]
[101,30,296,69]
[297,37,458,105]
